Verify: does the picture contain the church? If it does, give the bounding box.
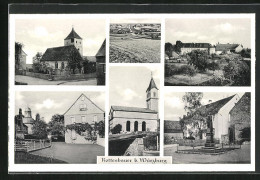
[109,75,159,133]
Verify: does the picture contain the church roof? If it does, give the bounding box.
[41,45,83,62]
[95,39,106,57]
[64,27,82,40]
[164,120,182,133]
[111,106,157,113]
[146,77,159,92]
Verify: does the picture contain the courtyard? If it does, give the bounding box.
[164,144,250,164]
[15,75,97,85]
[30,142,104,164]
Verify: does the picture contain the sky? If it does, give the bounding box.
[15,91,105,123]
[164,92,246,121]
[166,18,251,48]
[109,66,160,108]
[15,18,106,64]
[110,18,161,24]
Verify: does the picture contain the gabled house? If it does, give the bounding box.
[182,94,240,143]
[215,43,243,55]
[64,94,105,144]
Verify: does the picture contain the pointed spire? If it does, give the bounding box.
[64,26,82,40]
[146,71,159,92]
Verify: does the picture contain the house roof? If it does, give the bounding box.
[146,77,159,92]
[182,43,211,48]
[95,39,106,57]
[164,120,182,133]
[84,56,96,62]
[111,106,157,113]
[183,95,236,121]
[64,27,82,40]
[41,45,83,62]
[171,51,179,58]
[215,44,239,51]
[64,93,105,115]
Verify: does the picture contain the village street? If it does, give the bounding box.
[164,144,250,164]
[31,142,104,164]
[15,75,97,85]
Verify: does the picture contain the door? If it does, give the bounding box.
[228,126,235,144]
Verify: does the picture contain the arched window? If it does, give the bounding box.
[142,121,146,131]
[61,62,64,69]
[153,92,156,97]
[55,62,58,69]
[126,121,130,132]
[134,121,138,132]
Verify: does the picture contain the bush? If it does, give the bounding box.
[111,124,122,134]
[179,65,196,77]
[188,50,209,72]
[208,62,220,74]
[165,64,196,77]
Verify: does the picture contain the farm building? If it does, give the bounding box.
[64,94,105,144]
[176,40,215,55]
[164,120,183,139]
[229,93,251,143]
[109,76,159,133]
[182,94,241,143]
[95,39,106,85]
[215,43,243,55]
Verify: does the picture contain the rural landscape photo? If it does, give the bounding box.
[15,17,106,85]
[109,66,160,156]
[14,91,105,164]
[165,18,251,86]
[110,19,161,63]
[164,92,251,164]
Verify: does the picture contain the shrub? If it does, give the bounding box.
[208,62,220,74]
[188,50,209,72]
[111,124,122,134]
[179,65,196,78]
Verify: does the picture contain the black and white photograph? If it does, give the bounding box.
[109,19,161,63]
[14,18,106,85]
[165,18,251,86]
[14,91,105,164]
[109,66,160,156]
[164,92,251,164]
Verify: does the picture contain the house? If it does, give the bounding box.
[64,94,105,144]
[109,76,159,133]
[215,43,243,55]
[22,107,35,135]
[182,94,240,143]
[176,40,215,55]
[164,120,183,139]
[95,39,106,85]
[41,27,84,70]
[229,93,251,143]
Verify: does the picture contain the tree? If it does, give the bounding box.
[32,118,48,139]
[67,48,82,74]
[35,113,40,121]
[15,42,24,70]
[48,114,65,137]
[33,52,43,64]
[188,50,209,72]
[96,120,105,138]
[165,42,174,58]
[180,65,196,81]
[208,61,220,75]
[223,60,250,86]
[111,124,122,134]
[182,92,203,113]
[240,48,251,58]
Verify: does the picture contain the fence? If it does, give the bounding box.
[15,139,52,152]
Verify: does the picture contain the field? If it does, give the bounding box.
[110,35,161,63]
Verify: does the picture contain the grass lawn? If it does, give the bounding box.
[164,144,250,164]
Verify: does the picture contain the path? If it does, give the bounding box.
[15,75,97,85]
[164,144,250,164]
[31,142,104,164]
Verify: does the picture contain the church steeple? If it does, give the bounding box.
[64,26,83,56]
[146,72,159,112]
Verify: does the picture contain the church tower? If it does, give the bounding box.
[146,73,159,112]
[64,27,83,56]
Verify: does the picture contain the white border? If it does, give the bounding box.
[9,13,255,172]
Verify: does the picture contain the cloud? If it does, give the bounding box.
[120,88,140,101]
[16,92,24,101]
[35,99,62,110]
[33,26,49,37]
[165,96,182,108]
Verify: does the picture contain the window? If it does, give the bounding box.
[71,116,75,124]
[93,115,97,123]
[126,121,130,132]
[228,114,231,122]
[153,92,156,97]
[55,61,58,69]
[79,104,87,111]
[81,116,86,123]
[61,62,64,69]
[81,96,85,101]
[71,39,74,43]
[76,41,77,43]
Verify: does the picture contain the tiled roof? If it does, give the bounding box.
[41,45,83,62]
[182,43,211,48]
[111,106,157,113]
[183,95,236,121]
[64,28,82,40]
[215,44,239,51]
[95,39,106,57]
[146,77,159,92]
[164,120,182,133]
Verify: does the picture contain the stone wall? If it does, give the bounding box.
[124,138,144,156]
